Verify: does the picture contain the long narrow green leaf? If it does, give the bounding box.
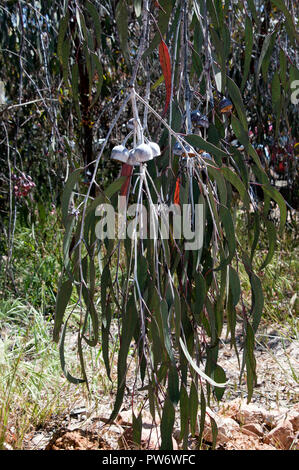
[160,397,175,450]
[179,338,227,387]
[53,278,73,343]
[241,15,253,90]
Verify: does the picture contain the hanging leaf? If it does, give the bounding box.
[90,53,103,107]
[85,1,102,46]
[185,134,229,160]
[244,322,257,402]
[71,63,81,119]
[241,15,253,90]
[213,365,226,401]
[179,384,189,440]
[262,184,286,235]
[59,314,85,384]
[57,12,69,62]
[132,412,142,447]
[229,266,240,307]
[110,296,138,421]
[260,219,276,269]
[144,0,174,57]
[250,273,264,333]
[256,31,277,83]
[61,169,82,226]
[179,338,227,387]
[160,397,175,450]
[221,167,250,209]
[271,0,299,45]
[159,40,172,116]
[115,0,130,66]
[53,279,73,343]
[189,381,198,436]
[227,77,248,131]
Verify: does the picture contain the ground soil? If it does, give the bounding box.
[6,321,298,451]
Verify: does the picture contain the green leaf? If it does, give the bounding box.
[197,388,206,446]
[231,115,249,150]
[132,412,142,447]
[279,49,287,90]
[59,314,85,384]
[227,76,248,131]
[207,166,227,205]
[250,273,264,333]
[61,39,71,84]
[160,397,175,450]
[247,0,259,25]
[90,53,103,107]
[85,1,102,46]
[256,31,277,83]
[213,365,226,401]
[160,300,175,364]
[272,70,281,116]
[71,63,81,119]
[193,271,206,319]
[179,384,189,440]
[189,381,198,436]
[115,0,130,66]
[260,220,276,269]
[230,147,249,188]
[168,365,180,405]
[53,279,73,343]
[241,15,253,90]
[244,322,257,402]
[250,212,261,262]
[271,0,299,46]
[262,184,286,235]
[179,338,227,387]
[229,266,240,307]
[185,134,229,160]
[144,0,174,58]
[110,296,138,421]
[219,206,235,267]
[57,12,69,62]
[221,167,250,209]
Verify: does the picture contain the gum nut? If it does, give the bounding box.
[199,115,209,128]
[111,145,129,163]
[219,97,233,113]
[148,141,161,157]
[182,144,192,155]
[127,150,137,165]
[133,143,153,162]
[173,142,183,155]
[191,110,202,124]
[202,152,212,159]
[127,118,136,130]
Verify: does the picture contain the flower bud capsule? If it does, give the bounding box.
[219,97,233,113]
[132,143,153,163]
[111,145,129,163]
[173,142,183,155]
[148,142,161,158]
